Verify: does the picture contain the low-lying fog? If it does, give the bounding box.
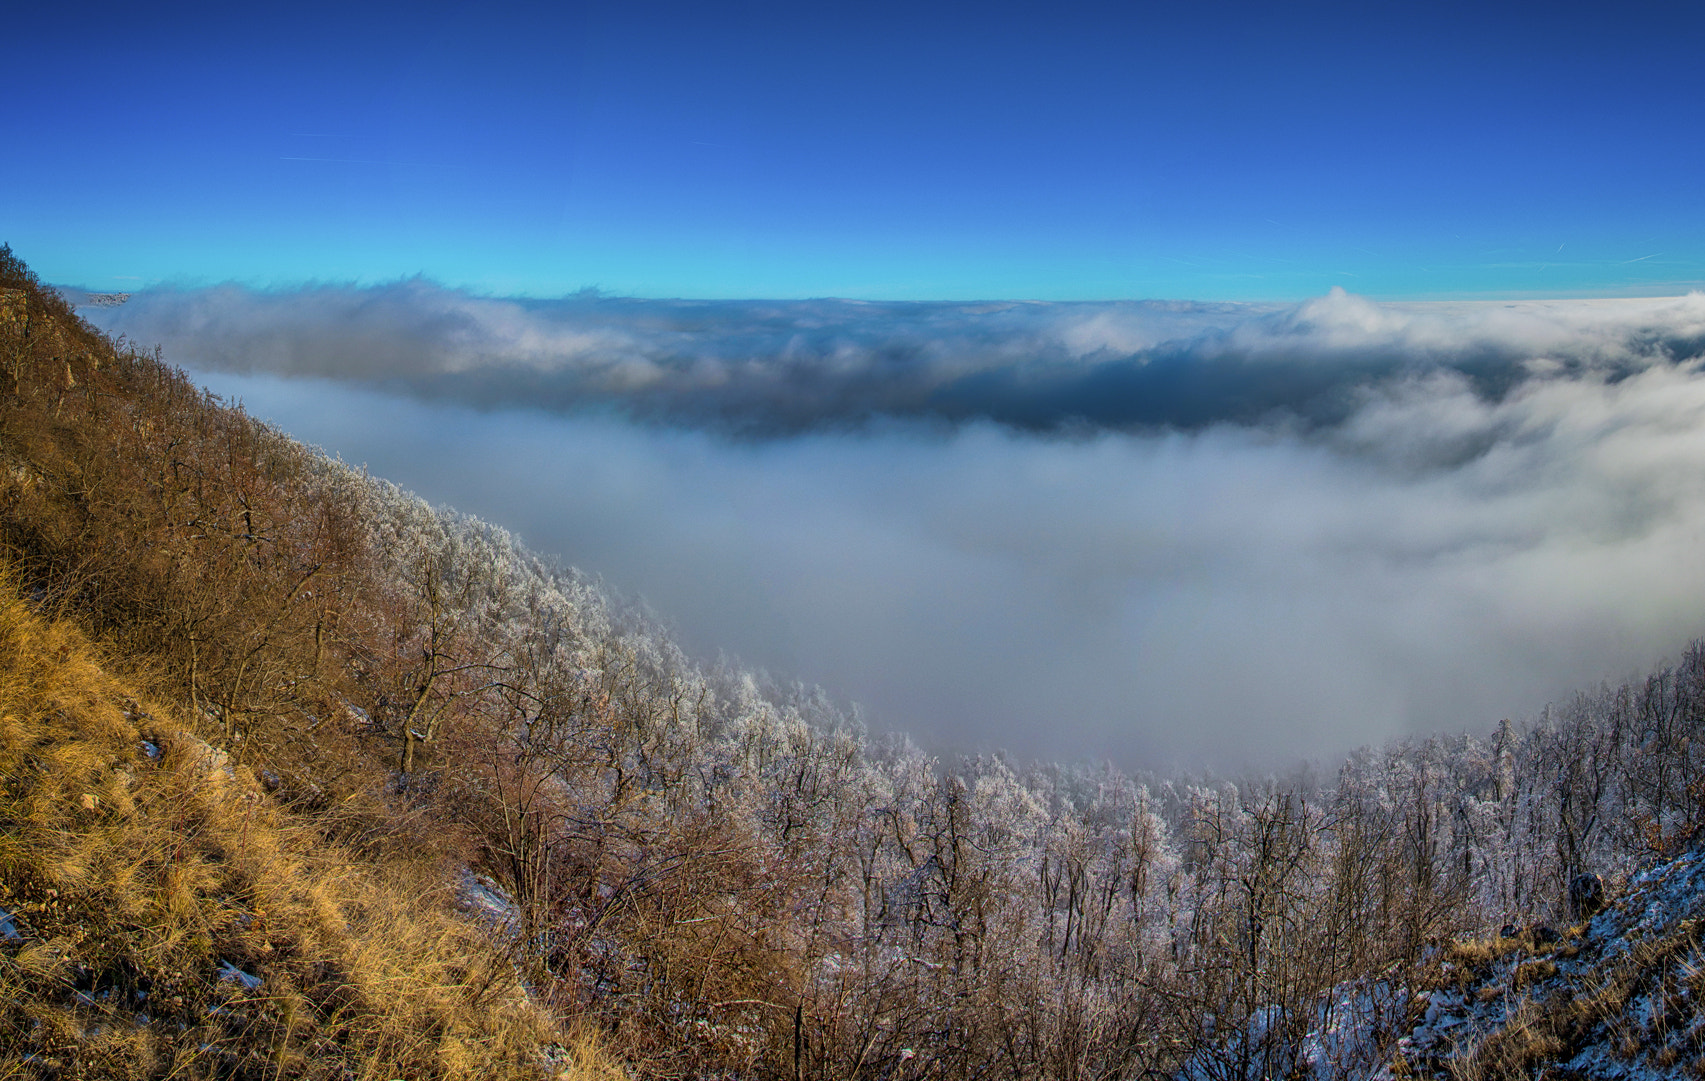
[83,285,1705,769]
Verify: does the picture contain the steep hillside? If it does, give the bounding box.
[0,250,630,1078]
[1395,849,1705,1078]
[0,575,623,1079]
[9,242,1705,1080]
[1174,844,1705,1080]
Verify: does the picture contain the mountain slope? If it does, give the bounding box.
[11,242,1705,1080]
[0,572,625,1079]
[1395,850,1705,1079]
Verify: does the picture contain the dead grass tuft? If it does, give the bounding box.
[0,575,623,1079]
[1511,959,1556,989]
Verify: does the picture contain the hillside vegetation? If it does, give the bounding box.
[0,251,621,1080]
[4,244,1705,1079]
[0,575,601,1079]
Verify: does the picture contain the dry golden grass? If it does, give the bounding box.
[1509,959,1556,989]
[1447,928,1559,964]
[0,574,626,1080]
[1437,915,1705,1079]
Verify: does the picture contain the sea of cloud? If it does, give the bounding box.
[84,285,1705,768]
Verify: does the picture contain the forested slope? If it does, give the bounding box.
[0,249,640,1079]
[3,245,1704,1079]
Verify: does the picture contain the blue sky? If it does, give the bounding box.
[7,0,1705,299]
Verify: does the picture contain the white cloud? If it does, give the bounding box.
[87,286,1705,768]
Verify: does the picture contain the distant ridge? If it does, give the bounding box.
[53,286,129,307]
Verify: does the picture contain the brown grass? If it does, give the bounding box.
[0,574,624,1079]
[1440,919,1705,1079]
[1509,959,1556,989]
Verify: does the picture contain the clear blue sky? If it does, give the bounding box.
[6,0,1703,300]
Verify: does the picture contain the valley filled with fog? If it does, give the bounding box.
[86,287,1705,768]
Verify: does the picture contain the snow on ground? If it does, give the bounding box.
[1389,850,1705,1080]
[1180,848,1705,1081]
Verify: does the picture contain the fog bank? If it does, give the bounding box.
[85,287,1705,767]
